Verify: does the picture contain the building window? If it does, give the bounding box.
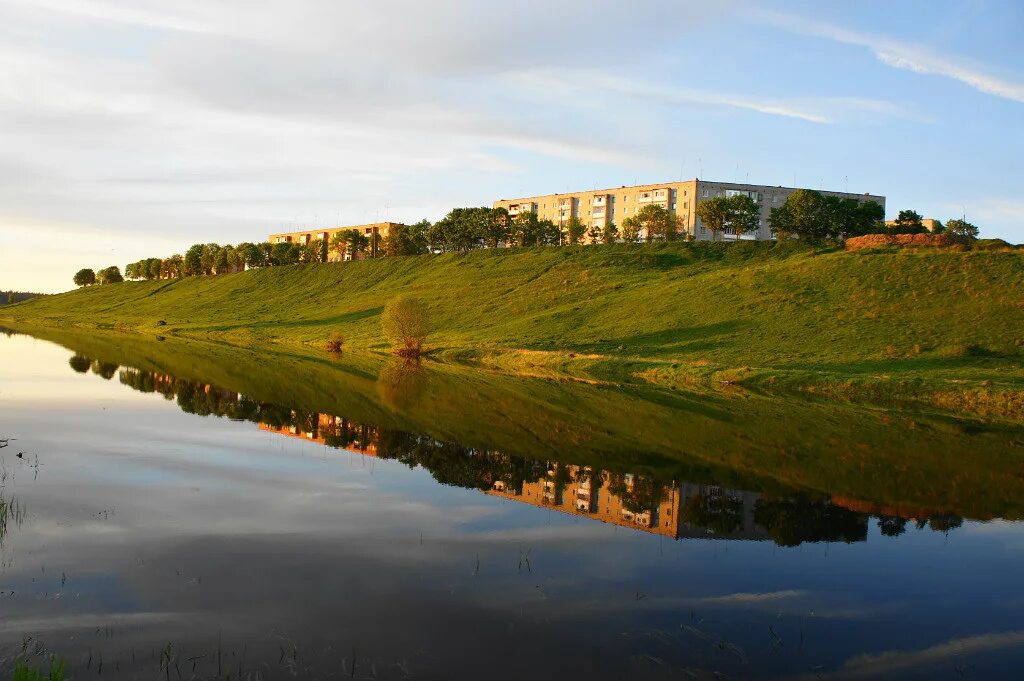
[702,190,709,198]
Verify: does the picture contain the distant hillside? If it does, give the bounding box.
[1,290,45,304]
[3,242,1022,416]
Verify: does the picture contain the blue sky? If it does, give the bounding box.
[1,0,1022,292]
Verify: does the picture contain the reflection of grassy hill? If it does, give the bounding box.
[18,327,1024,521]
[3,243,1022,415]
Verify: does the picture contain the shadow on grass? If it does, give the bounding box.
[197,306,384,333]
[566,321,743,356]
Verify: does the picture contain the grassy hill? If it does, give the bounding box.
[4,242,1023,416]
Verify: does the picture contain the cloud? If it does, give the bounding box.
[509,70,920,125]
[782,630,1024,680]
[755,10,1024,104]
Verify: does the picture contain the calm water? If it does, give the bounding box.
[0,330,1023,680]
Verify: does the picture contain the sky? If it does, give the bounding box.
[0,0,1022,293]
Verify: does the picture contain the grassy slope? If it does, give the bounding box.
[4,242,1023,412]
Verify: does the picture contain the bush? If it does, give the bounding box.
[381,296,430,356]
[325,332,344,352]
[12,657,65,681]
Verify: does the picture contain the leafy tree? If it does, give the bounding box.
[726,194,760,241]
[586,221,603,244]
[694,195,731,241]
[257,242,274,267]
[163,254,184,278]
[184,244,204,276]
[320,237,329,262]
[302,239,325,264]
[73,268,96,287]
[508,212,559,247]
[270,242,301,265]
[892,209,925,233]
[945,218,979,243]
[484,208,509,248]
[768,203,794,241]
[6,292,14,305]
[214,245,233,274]
[602,221,619,244]
[621,204,681,242]
[621,217,641,243]
[97,265,123,284]
[853,200,886,236]
[565,216,586,245]
[200,243,221,275]
[226,245,246,272]
[785,189,827,240]
[381,296,431,356]
[329,231,351,260]
[384,222,429,256]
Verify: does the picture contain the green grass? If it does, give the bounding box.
[4,241,1023,415]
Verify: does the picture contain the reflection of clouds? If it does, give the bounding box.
[0,611,182,634]
[693,590,806,606]
[781,630,1024,680]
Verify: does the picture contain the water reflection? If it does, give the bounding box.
[110,363,966,547]
[3,330,1023,680]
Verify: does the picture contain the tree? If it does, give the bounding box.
[73,268,96,287]
[509,211,555,247]
[945,218,979,243]
[726,194,760,241]
[381,296,431,357]
[320,237,329,263]
[163,254,184,278]
[768,203,794,241]
[98,265,123,284]
[785,189,827,240]
[565,216,586,245]
[484,208,509,248]
[329,231,351,260]
[892,209,925,233]
[6,292,14,305]
[302,239,325,264]
[602,221,619,244]
[184,244,204,276]
[694,196,731,241]
[622,204,680,242]
[226,245,246,273]
[214,245,233,274]
[585,221,603,244]
[621,217,642,243]
[270,242,301,265]
[384,222,429,256]
[200,243,221,275]
[853,200,886,236]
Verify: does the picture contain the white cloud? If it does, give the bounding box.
[755,10,1024,104]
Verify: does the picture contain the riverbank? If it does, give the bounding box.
[3,242,1022,419]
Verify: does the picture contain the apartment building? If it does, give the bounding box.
[268,222,404,260]
[494,180,886,241]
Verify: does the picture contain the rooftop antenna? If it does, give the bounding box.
[698,157,703,179]
[844,175,849,193]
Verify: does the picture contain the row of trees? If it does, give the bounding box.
[73,266,123,286]
[72,195,986,286]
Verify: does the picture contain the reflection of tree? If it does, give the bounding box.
[877,515,907,537]
[377,358,425,411]
[91,361,119,380]
[607,473,666,515]
[753,496,868,547]
[681,492,744,535]
[927,513,963,533]
[69,354,92,373]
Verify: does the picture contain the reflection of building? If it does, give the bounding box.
[487,465,683,538]
[259,414,381,456]
[677,483,770,541]
[267,222,403,260]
